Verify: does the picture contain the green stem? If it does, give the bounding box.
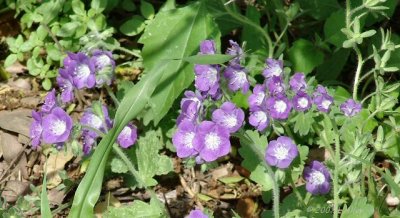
[326,114,341,218]
[105,86,120,107]
[222,1,274,57]
[112,144,147,188]
[345,0,351,28]
[114,46,141,58]
[289,174,305,207]
[352,46,363,101]
[238,131,280,218]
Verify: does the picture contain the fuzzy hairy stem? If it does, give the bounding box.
[352,46,364,100]
[327,115,341,218]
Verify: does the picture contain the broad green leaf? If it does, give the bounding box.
[91,0,107,12]
[293,111,314,136]
[298,0,340,20]
[119,16,146,36]
[72,0,86,16]
[324,9,346,47]
[42,78,52,91]
[56,22,79,37]
[182,54,233,64]
[41,170,52,218]
[111,157,128,174]
[160,0,176,11]
[238,130,272,191]
[139,1,221,125]
[341,197,374,218]
[69,60,169,218]
[106,196,166,217]
[4,54,17,68]
[140,0,155,19]
[241,5,264,52]
[288,39,324,74]
[130,130,173,186]
[36,0,64,24]
[316,48,350,81]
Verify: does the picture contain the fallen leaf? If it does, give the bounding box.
[1,180,30,202]
[0,131,24,163]
[47,188,66,206]
[94,192,121,216]
[236,197,257,218]
[0,109,32,136]
[45,148,74,188]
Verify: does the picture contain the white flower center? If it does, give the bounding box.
[232,70,247,86]
[223,115,237,128]
[310,171,326,185]
[321,99,332,109]
[89,114,103,129]
[183,132,195,148]
[206,67,218,84]
[298,97,309,108]
[271,66,282,77]
[51,119,66,136]
[255,92,265,105]
[96,55,111,68]
[120,126,132,138]
[205,132,221,150]
[255,111,267,123]
[75,64,90,79]
[274,100,287,113]
[274,144,289,160]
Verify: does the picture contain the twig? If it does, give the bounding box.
[0,143,28,184]
[179,174,195,198]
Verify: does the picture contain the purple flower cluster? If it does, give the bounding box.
[30,90,73,148]
[247,61,336,131]
[265,136,298,169]
[29,49,137,153]
[340,99,361,117]
[57,50,115,103]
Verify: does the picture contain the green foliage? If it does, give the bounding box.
[340,197,374,218]
[111,157,129,174]
[238,130,273,191]
[288,39,324,74]
[106,196,167,217]
[129,130,173,186]
[140,1,221,125]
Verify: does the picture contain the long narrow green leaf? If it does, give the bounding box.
[182,54,233,64]
[68,60,170,218]
[41,170,52,217]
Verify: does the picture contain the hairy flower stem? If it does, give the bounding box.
[238,131,280,218]
[352,46,363,101]
[112,144,147,188]
[105,86,120,107]
[325,114,341,218]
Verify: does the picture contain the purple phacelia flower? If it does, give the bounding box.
[177,91,204,125]
[80,105,112,138]
[180,90,204,110]
[265,136,299,169]
[262,58,283,79]
[289,73,307,92]
[194,64,220,97]
[193,121,231,162]
[172,119,198,158]
[249,110,269,131]
[292,91,312,112]
[200,40,216,55]
[248,84,266,111]
[82,135,96,155]
[30,111,43,148]
[57,69,75,103]
[303,161,331,195]
[41,107,73,144]
[266,76,286,96]
[212,102,244,133]
[226,40,244,64]
[91,50,115,87]
[313,86,334,113]
[41,89,57,113]
[61,52,96,89]
[340,99,362,117]
[266,95,292,120]
[117,124,138,148]
[223,65,249,93]
[186,209,208,218]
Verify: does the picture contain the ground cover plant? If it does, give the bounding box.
[0,0,399,217]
